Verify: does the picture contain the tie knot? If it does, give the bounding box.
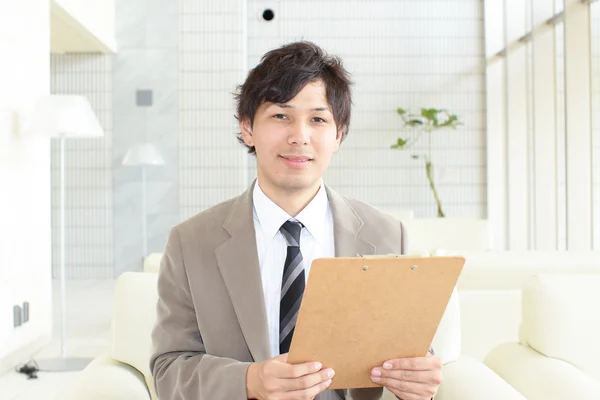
[280,220,303,247]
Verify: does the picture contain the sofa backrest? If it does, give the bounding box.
[143,253,162,273]
[520,273,600,381]
[402,218,491,253]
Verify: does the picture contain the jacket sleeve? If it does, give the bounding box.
[149,228,252,400]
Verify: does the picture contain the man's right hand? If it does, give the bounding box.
[246,353,335,399]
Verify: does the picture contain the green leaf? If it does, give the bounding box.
[396,107,462,131]
[390,137,407,149]
[437,114,460,128]
[420,108,437,121]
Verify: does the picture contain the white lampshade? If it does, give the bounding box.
[122,143,165,166]
[26,95,104,138]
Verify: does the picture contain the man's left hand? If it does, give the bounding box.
[370,352,442,400]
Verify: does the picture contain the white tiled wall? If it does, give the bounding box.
[50,55,114,279]
[180,0,486,218]
[179,0,250,219]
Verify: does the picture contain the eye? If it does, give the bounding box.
[312,117,327,123]
[273,113,287,120]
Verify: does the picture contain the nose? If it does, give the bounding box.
[287,121,311,146]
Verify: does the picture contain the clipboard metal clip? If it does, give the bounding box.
[356,253,404,258]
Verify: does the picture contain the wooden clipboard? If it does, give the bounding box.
[287,255,465,389]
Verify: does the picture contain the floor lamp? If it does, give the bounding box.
[122,143,165,261]
[27,95,104,371]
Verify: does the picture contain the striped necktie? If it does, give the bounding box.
[279,220,305,354]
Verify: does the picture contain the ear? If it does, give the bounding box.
[333,126,345,152]
[240,118,254,147]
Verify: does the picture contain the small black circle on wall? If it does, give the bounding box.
[262,9,275,21]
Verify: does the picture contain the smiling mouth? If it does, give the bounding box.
[279,155,313,168]
[280,155,313,162]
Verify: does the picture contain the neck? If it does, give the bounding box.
[257,179,322,217]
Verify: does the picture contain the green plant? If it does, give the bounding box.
[391,108,462,218]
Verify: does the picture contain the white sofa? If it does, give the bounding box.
[483,273,600,399]
[55,271,524,400]
[143,248,600,363]
[380,211,491,254]
[403,217,491,253]
[455,251,600,361]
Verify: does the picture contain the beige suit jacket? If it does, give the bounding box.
[150,181,408,400]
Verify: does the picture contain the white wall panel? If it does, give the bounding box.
[564,0,593,250]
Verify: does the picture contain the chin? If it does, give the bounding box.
[278,175,320,192]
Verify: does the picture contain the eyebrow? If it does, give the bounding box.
[274,103,331,112]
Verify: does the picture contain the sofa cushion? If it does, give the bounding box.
[111,272,159,399]
[519,273,600,381]
[55,354,153,400]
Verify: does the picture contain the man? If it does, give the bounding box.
[150,41,442,400]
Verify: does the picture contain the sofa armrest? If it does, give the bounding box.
[55,354,151,400]
[485,342,600,400]
[436,355,526,400]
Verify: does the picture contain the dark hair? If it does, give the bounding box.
[234,41,353,154]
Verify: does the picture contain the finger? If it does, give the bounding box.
[281,369,335,391]
[278,360,324,379]
[284,377,333,399]
[382,356,441,371]
[372,368,433,384]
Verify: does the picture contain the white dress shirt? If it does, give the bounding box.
[253,180,335,357]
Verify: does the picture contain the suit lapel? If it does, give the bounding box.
[325,185,376,257]
[214,183,374,364]
[214,181,271,362]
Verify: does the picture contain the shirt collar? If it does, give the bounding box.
[253,180,329,244]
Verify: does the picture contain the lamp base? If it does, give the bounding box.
[36,357,94,372]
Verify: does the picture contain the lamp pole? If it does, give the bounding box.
[141,165,147,259]
[121,143,164,265]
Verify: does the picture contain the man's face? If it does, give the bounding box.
[241,80,343,194]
